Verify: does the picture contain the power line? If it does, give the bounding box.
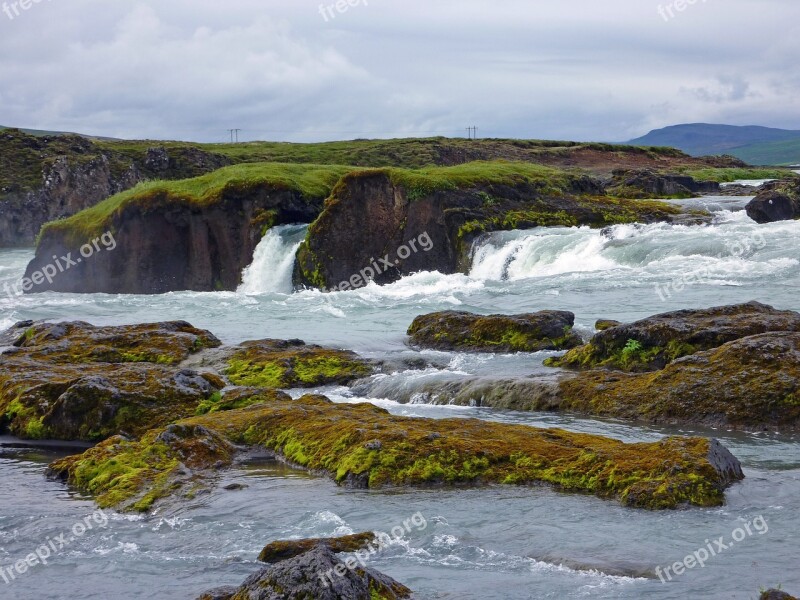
[227,128,242,143]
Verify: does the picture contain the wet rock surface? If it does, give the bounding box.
[746,178,800,223]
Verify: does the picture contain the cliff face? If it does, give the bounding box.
[0,129,229,247]
[292,168,688,291]
[25,185,325,294]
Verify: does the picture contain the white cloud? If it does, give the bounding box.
[0,0,798,141]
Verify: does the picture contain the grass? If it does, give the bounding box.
[677,167,799,183]
[39,162,353,246]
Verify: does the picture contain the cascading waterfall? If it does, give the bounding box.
[238,224,309,295]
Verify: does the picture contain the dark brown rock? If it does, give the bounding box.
[746,178,800,223]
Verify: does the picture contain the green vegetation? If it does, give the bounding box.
[39,162,352,246]
[678,167,798,183]
[49,394,738,511]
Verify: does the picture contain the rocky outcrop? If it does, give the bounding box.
[257,533,377,564]
[0,320,223,441]
[407,310,582,352]
[746,178,800,223]
[24,164,348,294]
[293,166,691,290]
[50,393,744,511]
[606,169,720,198]
[558,331,800,430]
[198,543,412,600]
[0,129,228,247]
[548,301,800,371]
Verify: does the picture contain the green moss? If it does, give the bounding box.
[52,394,740,511]
[678,167,798,183]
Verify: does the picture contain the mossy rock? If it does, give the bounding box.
[548,301,800,372]
[0,320,223,441]
[407,310,582,353]
[224,339,373,389]
[50,394,744,511]
[258,532,377,564]
[558,332,800,430]
[760,590,798,600]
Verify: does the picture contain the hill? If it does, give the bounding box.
[629,123,800,165]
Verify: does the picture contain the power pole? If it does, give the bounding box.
[466,126,478,140]
[228,129,242,143]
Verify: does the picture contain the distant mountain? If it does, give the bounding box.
[628,123,800,165]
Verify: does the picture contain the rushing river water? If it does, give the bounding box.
[1,195,799,599]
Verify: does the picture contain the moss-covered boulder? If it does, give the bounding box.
[258,532,377,564]
[223,339,373,388]
[547,302,800,372]
[49,394,744,511]
[558,332,800,430]
[746,178,800,223]
[407,310,582,352]
[0,320,223,441]
[199,544,412,600]
[760,591,798,600]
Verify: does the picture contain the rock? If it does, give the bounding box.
[407,310,582,353]
[258,532,377,564]
[595,319,621,331]
[196,587,237,600]
[24,164,347,294]
[50,393,744,511]
[760,591,798,600]
[0,129,229,247]
[746,178,800,223]
[0,321,222,441]
[293,166,691,290]
[558,331,800,430]
[548,301,800,371]
[211,545,412,600]
[607,169,720,198]
[222,339,373,389]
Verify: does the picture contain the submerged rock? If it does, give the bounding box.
[407,310,582,352]
[201,544,412,600]
[548,301,800,372]
[50,394,744,511]
[746,178,800,223]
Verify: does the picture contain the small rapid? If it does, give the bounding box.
[238,224,309,295]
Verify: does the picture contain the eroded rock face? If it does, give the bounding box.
[293,170,686,290]
[549,301,800,371]
[606,169,720,198]
[50,393,744,511]
[407,310,582,353]
[204,544,412,600]
[0,320,222,441]
[746,178,800,223]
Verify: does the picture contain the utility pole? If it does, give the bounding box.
[466,126,478,140]
[227,129,242,143]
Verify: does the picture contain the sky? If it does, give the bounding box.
[0,0,798,143]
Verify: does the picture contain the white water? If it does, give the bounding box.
[238,224,308,295]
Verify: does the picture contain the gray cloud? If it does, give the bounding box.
[0,0,798,142]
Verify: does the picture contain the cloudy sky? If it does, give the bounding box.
[0,0,798,143]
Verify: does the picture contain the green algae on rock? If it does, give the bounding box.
[547,301,800,372]
[558,332,800,430]
[49,394,744,512]
[223,339,373,389]
[407,310,582,353]
[0,320,223,441]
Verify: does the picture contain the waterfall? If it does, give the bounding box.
[238,224,309,295]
